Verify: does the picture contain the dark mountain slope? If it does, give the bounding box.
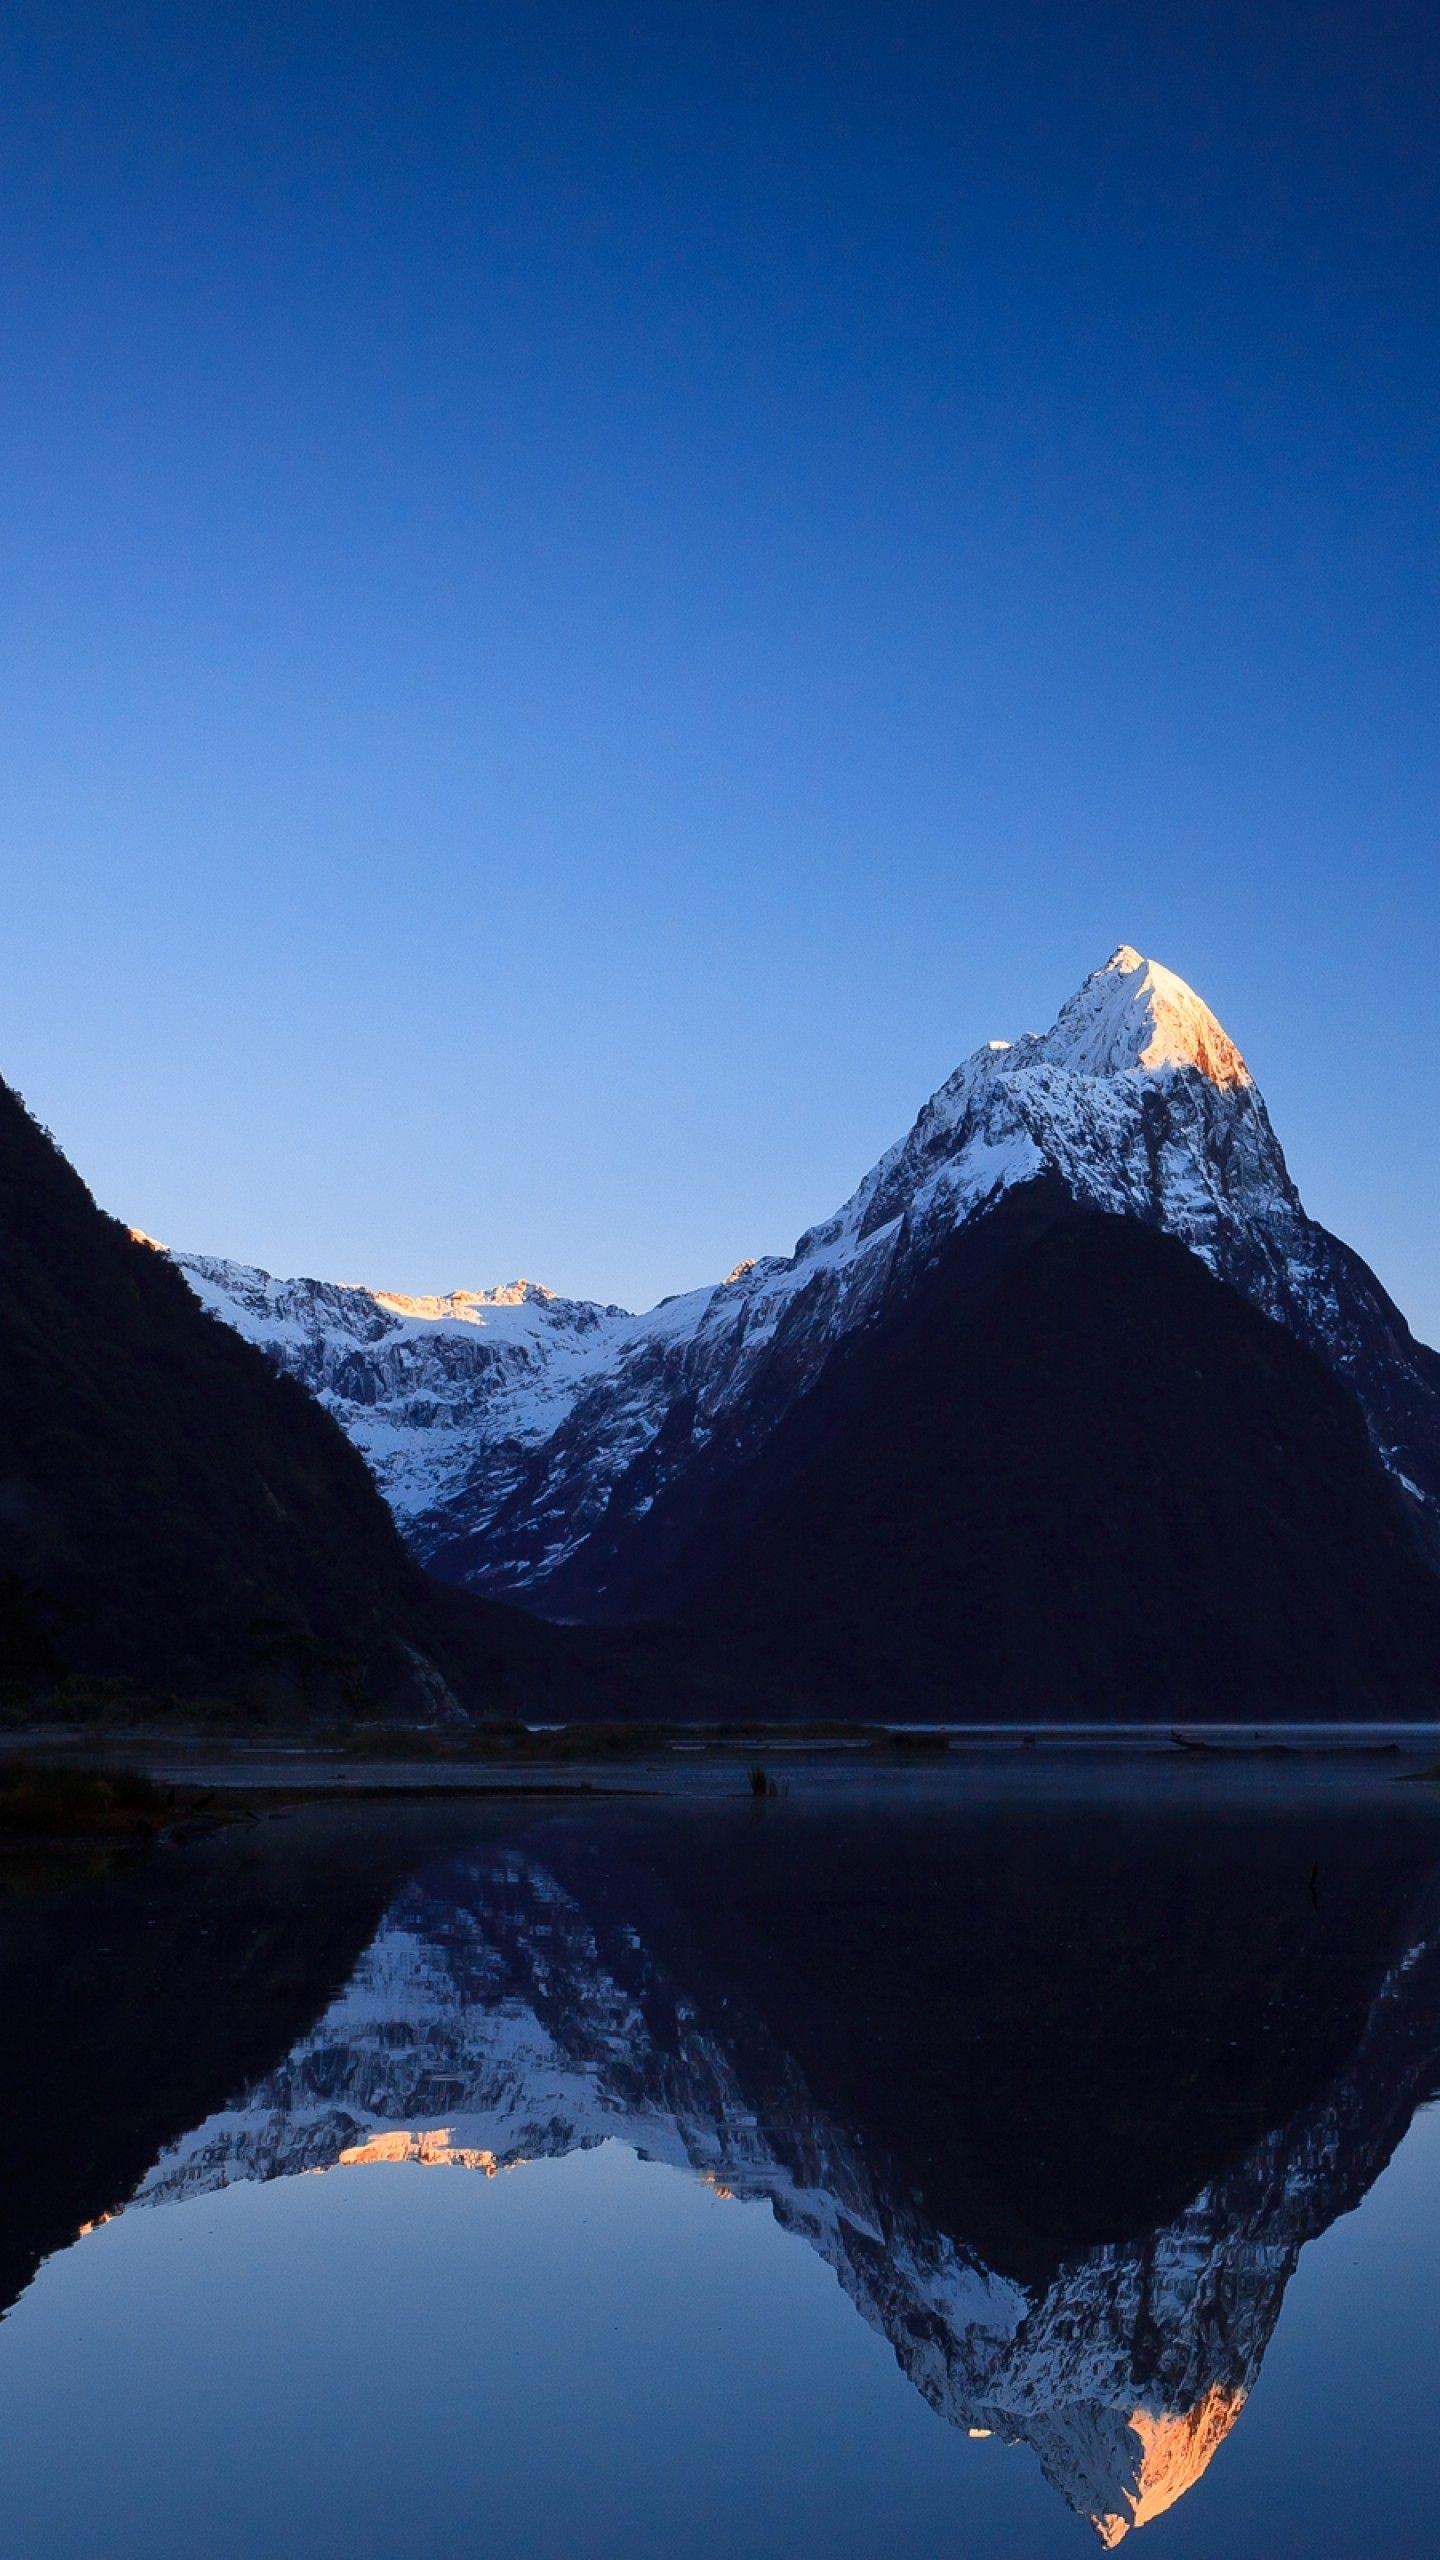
[647,1182,1440,1718]
[0,1078,545,1718]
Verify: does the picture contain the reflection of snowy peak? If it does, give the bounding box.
[173,950,1440,1610]
[120,1849,1440,2546]
[130,1854,879,2232]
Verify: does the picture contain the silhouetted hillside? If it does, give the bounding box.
[652,1183,1440,1718]
[0,1078,542,1719]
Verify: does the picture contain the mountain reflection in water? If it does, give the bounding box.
[4,1777,1440,2549]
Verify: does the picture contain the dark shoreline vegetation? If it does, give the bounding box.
[0,1761,178,1840]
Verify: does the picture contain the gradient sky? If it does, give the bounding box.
[2,2,1437,1332]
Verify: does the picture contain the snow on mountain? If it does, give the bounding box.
[170,1260,634,1523]
[172,948,1440,1608]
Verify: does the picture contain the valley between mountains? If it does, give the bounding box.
[4,946,1439,1723]
[165,947,1440,1718]
[174,949,1440,1607]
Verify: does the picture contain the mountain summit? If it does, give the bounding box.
[1034,946,1253,1085]
[175,949,1440,1660]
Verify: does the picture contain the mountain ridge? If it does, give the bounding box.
[171,948,1440,1621]
[657,1183,1440,1714]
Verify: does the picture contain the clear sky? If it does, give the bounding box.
[3,2,1437,1333]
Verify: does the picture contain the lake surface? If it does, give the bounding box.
[3,1763,1440,2554]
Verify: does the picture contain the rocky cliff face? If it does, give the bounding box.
[174,949,1440,1614]
[116,1840,1440,2545]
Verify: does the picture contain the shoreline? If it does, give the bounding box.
[2,1719,1440,1804]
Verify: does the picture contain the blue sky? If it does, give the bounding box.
[3,2,1437,1331]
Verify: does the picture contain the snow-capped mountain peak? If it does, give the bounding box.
[1030,952,1245,1090]
[172,949,1440,1606]
[1028,947,1254,1087]
[908,946,1251,1099]
[804,944,1285,1276]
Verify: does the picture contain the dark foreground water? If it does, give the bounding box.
[3,1763,1440,2555]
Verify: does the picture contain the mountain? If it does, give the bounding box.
[0,1072,544,1720]
[175,948,1440,1639]
[659,1186,1440,1716]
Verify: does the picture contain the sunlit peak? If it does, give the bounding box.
[336,2129,504,2174]
[1039,947,1254,1090]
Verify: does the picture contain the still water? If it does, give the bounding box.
[2,1766,1440,2554]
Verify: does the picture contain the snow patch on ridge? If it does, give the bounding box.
[174,1254,635,1520]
